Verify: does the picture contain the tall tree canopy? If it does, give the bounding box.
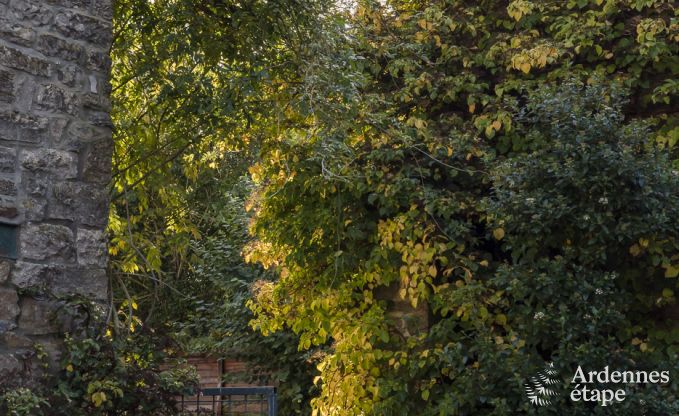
[109,0,336,413]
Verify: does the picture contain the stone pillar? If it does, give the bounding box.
[0,0,112,382]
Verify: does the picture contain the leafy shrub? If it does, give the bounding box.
[0,388,49,416]
[174,175,318,415]
[483,81,679,414]
[49,329,198,416]
[249,78,679,415]
[0,301,198,416]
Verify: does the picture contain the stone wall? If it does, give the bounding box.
[0,0,112,381]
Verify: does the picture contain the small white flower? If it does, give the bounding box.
[534,312,545,321]
[598,197,608,205]
[584,313,592,319]
[583,214,590,221]
[595,288,604,295]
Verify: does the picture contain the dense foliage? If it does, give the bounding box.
[106,0,679,414]
[108,0,331,412]
[0,307,197,416]
[245,1,679,414]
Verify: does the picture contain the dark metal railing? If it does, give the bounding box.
[179,386,277,416]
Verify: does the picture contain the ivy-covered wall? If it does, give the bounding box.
[0,0,112,383]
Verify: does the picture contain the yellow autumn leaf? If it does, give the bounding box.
[520,62,531,74]
[491,120,502,130]
[493,228,505,240]
[629,244,641,257]
[665,265,679,278]
[92,392,107,408]
[413,118,427,129]
[468,103,476,113]
[434,35,442,47]
[495,314,507,325]
[428,265,437,277]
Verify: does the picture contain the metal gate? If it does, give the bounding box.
[179,386,277,415]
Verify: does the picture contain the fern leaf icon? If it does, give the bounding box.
[524,362,561,406]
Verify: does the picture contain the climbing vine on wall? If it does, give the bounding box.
[246,1,679,414]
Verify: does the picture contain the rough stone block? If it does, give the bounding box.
[0,286,20,324]
[76,228,107,267]
[34,84,79,115]
[0,200,18,219]
[0,109,49,143]
[49,182,108,227]
[49,118,69,142]
[19,223,76,263]
[54,63,82,87]
[0,178,16,196]
[82,138,112,183]
[53,267,107,300]
[8,1,53,27]
[36,33,85,63]
[81,91,111,112]
[20,197,45,221]
[0,332,33,349]
[0,146,16,172]
[17,298,60,335]
[0,109,50,143]
[87,110,112,128]
[20,148,77,179]
[10,262,105,299]
[86,49,110,72]
[0,18,35,47]
[54,11,112,47]
[0,44,50,77]
[67,120,109,143]
[0,354,21,376]
[21,172,47,197]
[0,69,14,103]
[94,0,113,20]
[44,0,92,13]
[10,261,52,289]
